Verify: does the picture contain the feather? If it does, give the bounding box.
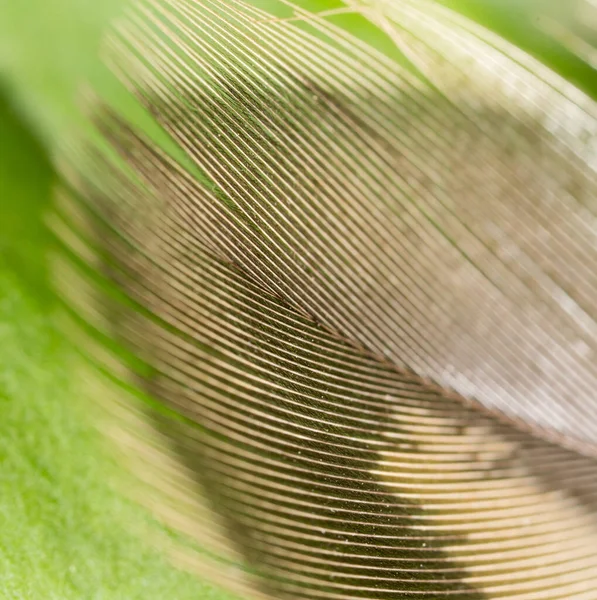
[51,0,597,597]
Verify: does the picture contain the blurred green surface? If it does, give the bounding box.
[0,0,128,146]
[0,272,239,600]
[0,84,239,598]
[0,91,53,295]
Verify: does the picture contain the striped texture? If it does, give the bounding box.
[53,0,597,598]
